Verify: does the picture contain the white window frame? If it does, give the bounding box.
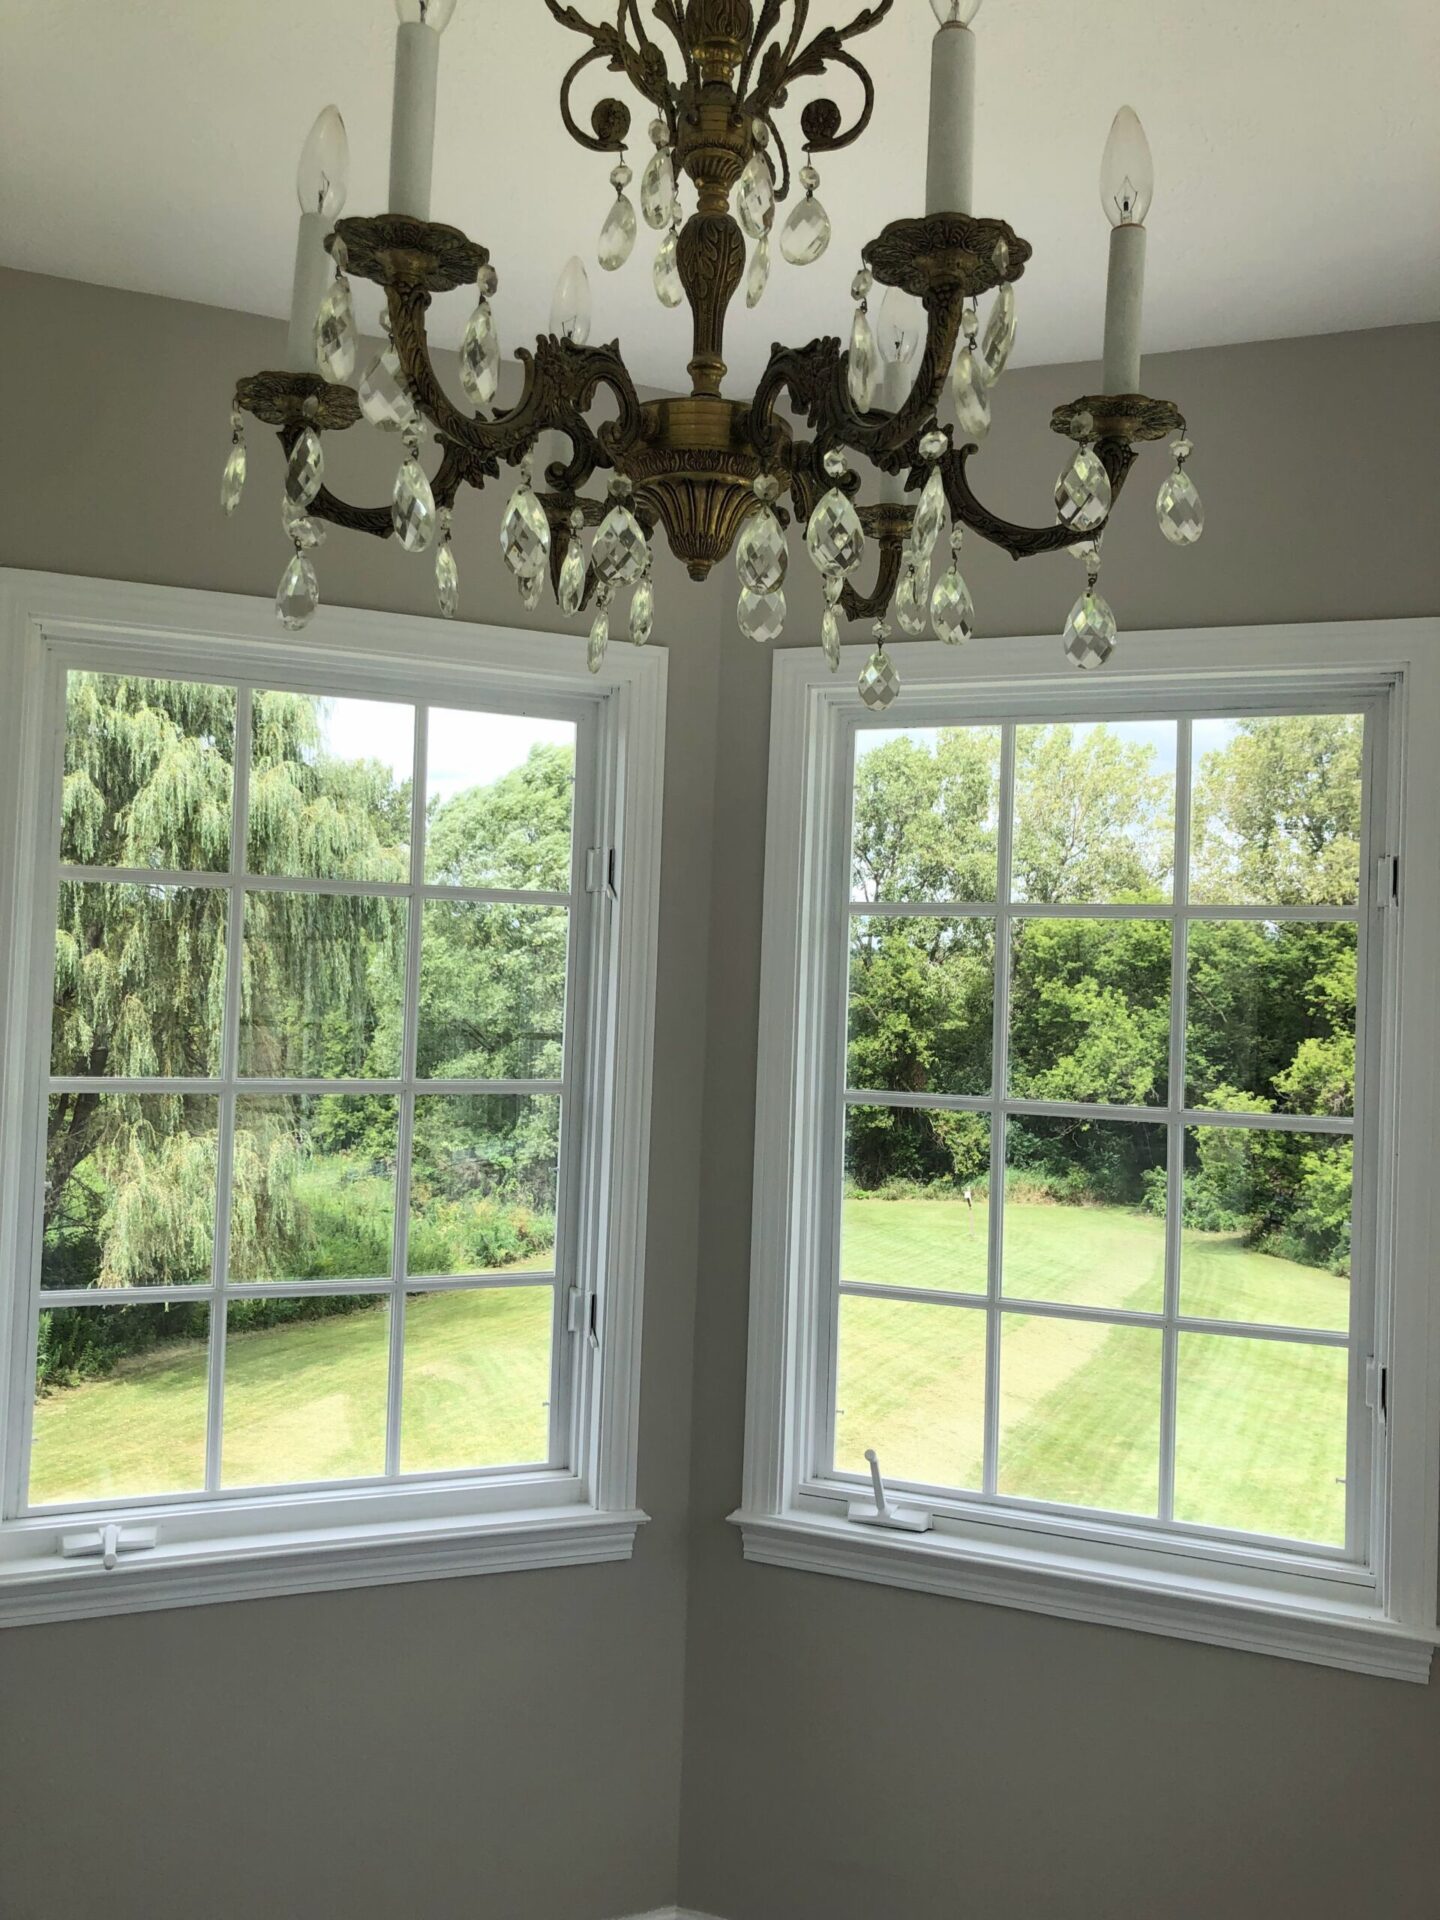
[736,622,1440,1683]
[0,569,667,1626]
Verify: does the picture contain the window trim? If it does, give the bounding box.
[735,622,1440,1683]
[0,569,667,1626]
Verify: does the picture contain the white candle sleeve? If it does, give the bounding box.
[879,358,912,504]
[285,211,332,374]
[1102,222,1147,396]
[926,24,976,215]
[390,20,440,218]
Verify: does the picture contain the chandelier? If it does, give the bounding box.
[224,0,1205,708]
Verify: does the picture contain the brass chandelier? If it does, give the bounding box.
[225,0,1205,708]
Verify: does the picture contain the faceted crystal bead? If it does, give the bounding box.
[919,429,948,461]
[780,195,831,266]
[558,534,587,616]
[641,147,677,230]
[282,494,324,547]
[358,348,418,434]
[736,506,788,593]
[746,234,771,309]
[500,481,551,580]
[593,502,648,585]
[1156,467,1205,545]
[392,456,437,552]
[435,540,459,619]
[736,151,775,240]
[221,439,246,516]
[911,467,947,560]
[1064,589,1118,669]
[858,649,901,712]
[476,263,499,298]
[654,225,683,308]
[1055,446,1113,532]
[629,574,654,647]
[979,281,1017,384]
[314,274,356,384]
[285,427,324,507]
[821,606,841,672]
[847,306,879,410]
[896,561,929,635]
[599,194,638,271]
[738,587,786,644]
[806,488,865,575]
[931,566,975,645]
[276,551,319,631]
[588,592,612,674]
[459,298,500,409]
[952,347,991,442]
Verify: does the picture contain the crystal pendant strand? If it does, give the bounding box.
[314,235,357,384]
[977,236,1017,386]
[1055,413,1113,533]
[285,422,324,508]
[500,449,552,585]
[820,571,844,673]
[220,409,247,516]
[641,119,678,231]
[847,266,879,411]
[282,494,324,549]
[735,474,789,609]
[780,158,832,266]
[746,232,771,309]
[434,509,459,618]
[1063,540,1118,670]
[910,428,950,565]
[392,426,438,553]
[931,526,976,646]
[459,262,501,412]
[358,334,419,435]
[739,120,776,307]
[858,620,901,712]
[598,157,638,272]
[588,583,614,674]
[629,556,655,647]
[952,305,992,444]
[592,474,650,588]
[1156,435,1205,545]
[654,214,683,309]
[558,507,588,617]
[806,448,866,577]
[276,536,319,631]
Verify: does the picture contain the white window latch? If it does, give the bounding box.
[60,1522,158,1570]
[847,1451,933,1534]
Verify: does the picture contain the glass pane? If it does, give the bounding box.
[1186,921,1356,1117]
[1009,919,1171,1105]
[248,691,412,883]
[1181,1127,1351,1332]
[42,1093,218,1290]
[998,1316,1161,1515]
[1004,1117,1167,1313]
[1012,722,1176,905]
[850,726,1002,904]
[239,892,406,1079]
[1190,714,1364,907]
[424,708,577,891]
[221,1295,389,1487]
[230,1096,399,1283]
[401,1286,553,1473]
[408,1095,561,1277]
[847,916,993,1098]
[835,1296,985,1491]
[418,902,568,1080]
[62,672,235,873]
[843,1108,990,1296]
[53,882,227,1077]
[31,1304,210,1505]
[1174,1333,1349,1545]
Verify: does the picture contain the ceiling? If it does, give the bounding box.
[3,1,1437,394]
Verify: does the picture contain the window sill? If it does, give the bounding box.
[731,1509,1437,1684]
[0,1503,648,1629]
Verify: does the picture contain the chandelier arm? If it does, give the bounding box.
[751,3,893,151]
[940,440,1139,563]
[740,2,808,114]
[649,2,698,88]
[270,424,467,541]
[767,116,793,204]
[839,527,906,624]
[555,42,635,154]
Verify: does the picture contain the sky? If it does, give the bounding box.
[318,697,575,803]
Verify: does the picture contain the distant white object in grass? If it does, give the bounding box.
[847,1450,934,1533]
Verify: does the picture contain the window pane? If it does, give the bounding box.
[239,892,406,1079]
[31,1303,210,1505]
[1174,1333,1349,1545]
[230,1096,399,1283]
[844,1107,990,1295]
[1012,722,1176,905]
[847,917,993,1098]
[401,1286,553,1473]
[424,708,577,891]
[1181,1127,1351,1332]
[408,1095,560,1277]
[221,1295,389,1487]
[1190,715,1363,907]
[1186,921,1356,1117]
[62,673,235,873]
[998,1316,1161,1515]
[835,1296,985,1491]
[850,726,1001,904]
[1009,919,1171,1105]
[42,1093,218,1290]
[418,902,568,1081]
[1003,1117,1167,1313]
[248,692,412,882]
[53,882,227,1077]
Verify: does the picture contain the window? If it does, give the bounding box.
[739,626,1440,1682]
[0,573,665,1624]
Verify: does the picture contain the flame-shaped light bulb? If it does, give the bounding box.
[929,0,983,23]
[296,106,349,217]
[877,286,923,366]
[1100,106,1154,227]
[394,0,458,28]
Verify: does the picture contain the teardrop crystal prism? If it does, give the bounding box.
[858,649,901,712]
[736,151,775,240]
[629,576,655,646]
[276,551,319,631]
[459,298,500,409]
[896,562,929,634]
[746,234,771,309]
[847,307,879,410]
[221,440,247,516]
[654,226,683,308]
[500,482,551,580]
[314,275,357,383]
[780,195,831,266]
[392,457,437,552]
[599,194,638,272]
[1156,467,1205,545]
[558,536,587,616]
[979,282,1016,384]
[1055,446,1113,532]
[282,493,325,548]
[911,467,947,560]
[736,507,788,593]
[738,587,786,644]
[1063,589,1118,669]
[952,347,992,442]
[806,488,865,575]
[641,148,677,230]
[931,566,976,645]
[358,348,418,434]
[435,541,459,618]
[821,606,841,672]
[592,504,648,585]
[285,428,324,507]
[588,603,609,674]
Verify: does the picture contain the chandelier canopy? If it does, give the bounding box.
[226,0,1204,706]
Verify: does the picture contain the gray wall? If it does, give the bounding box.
[0,265,1437,1919]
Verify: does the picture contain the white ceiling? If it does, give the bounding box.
[3,1,1437,393]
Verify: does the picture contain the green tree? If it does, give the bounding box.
[1013,725,1172,904]
[1191,715,1362,905]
